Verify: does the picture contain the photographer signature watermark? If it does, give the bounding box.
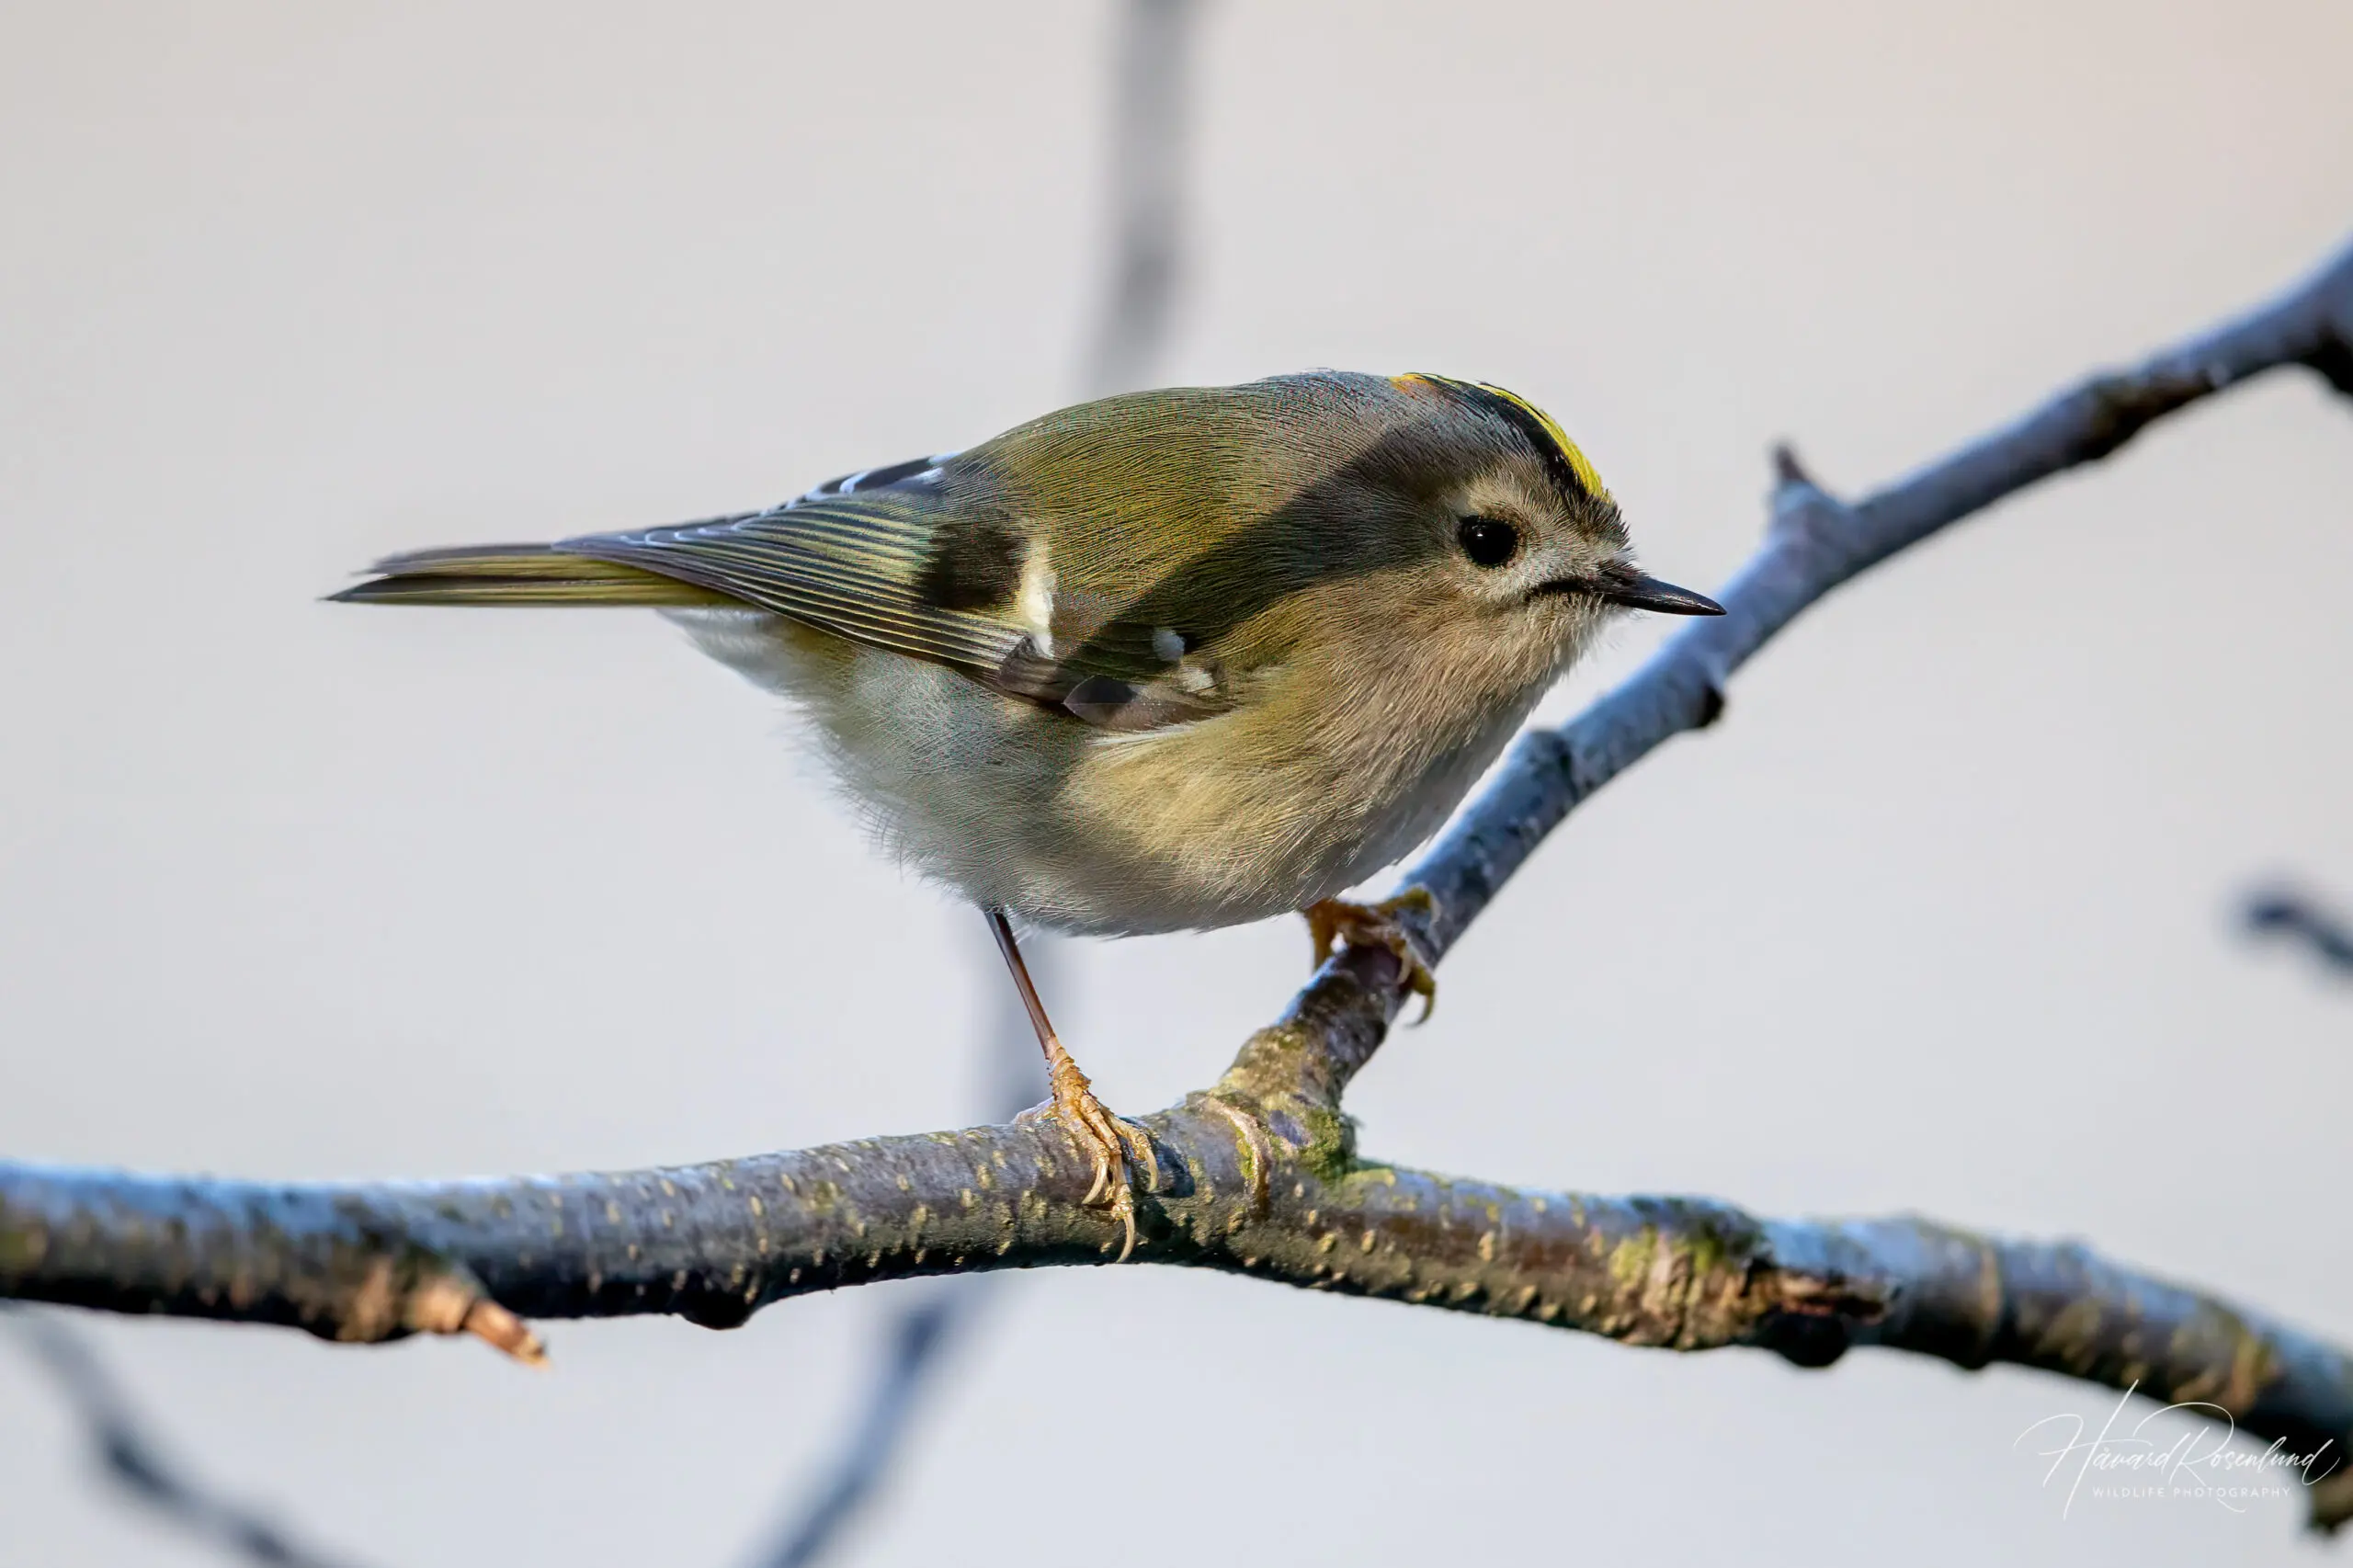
[2015,1383,2339,1518]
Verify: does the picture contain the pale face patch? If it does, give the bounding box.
[1445,470,1620,608]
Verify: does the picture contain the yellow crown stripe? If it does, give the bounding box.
[1472,381,1609,502]
[1392,372,1609,503]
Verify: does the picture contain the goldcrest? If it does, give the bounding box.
[337,370,1722,1251]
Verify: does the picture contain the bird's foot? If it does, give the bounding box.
[1017,1050,1158,1261]
[1303,888,1440,1023]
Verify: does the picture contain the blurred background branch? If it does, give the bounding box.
[4,1307,364,1568]
[1083,0,1198,400]
[741,939,1059,1568]
[2245,883,2353,978]
[747,1,1198,1562]
[745,1286,983,1568]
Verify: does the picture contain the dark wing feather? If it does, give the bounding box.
[571,493,1023,676]
[560,472,1231,732]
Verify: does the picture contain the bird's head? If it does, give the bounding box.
[1391,369,1718,616]
[1277,373,1722,713]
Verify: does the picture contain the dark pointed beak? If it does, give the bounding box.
[1534,568,1726,615]
[1602,574,1725,616]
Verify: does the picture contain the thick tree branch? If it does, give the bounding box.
[7,1085,2351,1525]
[7,235,2352,1528]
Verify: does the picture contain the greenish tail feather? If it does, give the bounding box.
[329,545,740,608]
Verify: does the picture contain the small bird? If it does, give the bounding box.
[336,370,1722,1253]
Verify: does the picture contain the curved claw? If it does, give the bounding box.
[1303,889,1440,1023]
[1024,1052,1154,1261]
[987,907,1153,1259]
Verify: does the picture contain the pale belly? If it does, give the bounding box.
[666,608,1534,936]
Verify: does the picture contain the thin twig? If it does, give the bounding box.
[7,232,2353,1525]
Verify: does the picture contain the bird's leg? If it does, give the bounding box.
[985,909,1158,1260]
[1302,888,1440,1023]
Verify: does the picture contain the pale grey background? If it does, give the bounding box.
[4,2,2350,1562]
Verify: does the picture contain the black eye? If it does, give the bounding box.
[1456,516,1519,568]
